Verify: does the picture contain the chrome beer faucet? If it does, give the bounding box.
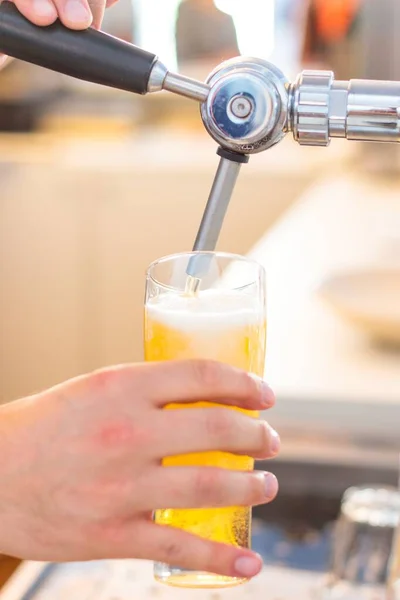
[1,1,399,275]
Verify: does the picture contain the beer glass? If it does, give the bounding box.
[144,252,267,589]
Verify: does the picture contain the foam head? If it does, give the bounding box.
[145,289,264,333]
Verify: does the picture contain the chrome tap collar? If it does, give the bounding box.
[200,57,290,154]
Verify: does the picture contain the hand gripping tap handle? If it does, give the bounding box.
[0,1,209,100]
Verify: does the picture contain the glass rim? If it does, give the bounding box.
[146,251,266,292]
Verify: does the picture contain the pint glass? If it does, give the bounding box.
[144,252,267,588]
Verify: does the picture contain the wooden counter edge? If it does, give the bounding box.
[0,558,21,589]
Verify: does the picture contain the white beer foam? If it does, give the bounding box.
[146,290,264,331]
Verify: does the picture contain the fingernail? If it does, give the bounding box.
[270,428,280,454]
[33,0,57,18]
[261,381,275,407]
[0,55,8,67]
[249,375,275,407]
[264,472,278,499]
[234,554,263,577]
[65,0,92,25]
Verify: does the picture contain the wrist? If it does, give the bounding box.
[0,398,36,558]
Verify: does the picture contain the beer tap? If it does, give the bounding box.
[1,1,400,279]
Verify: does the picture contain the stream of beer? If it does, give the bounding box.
[184,274,201,296]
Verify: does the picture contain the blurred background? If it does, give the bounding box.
[1,0,400,591]
[2,0,399,398]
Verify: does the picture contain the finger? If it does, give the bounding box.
[105,0,117,6]
[52,0,92,29]
[88,0,105,29]
[12,0,58,26]
[139,360,275,409]
[0,54,8,69]
[155,408,280,459]
[112,521,264,579]
[135,467,278,511]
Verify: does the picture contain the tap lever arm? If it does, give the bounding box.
[0,0,209,101]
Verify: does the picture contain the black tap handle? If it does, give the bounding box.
[0,1,158,95]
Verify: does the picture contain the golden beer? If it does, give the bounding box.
[145,283,266,589]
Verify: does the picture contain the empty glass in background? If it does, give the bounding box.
[388,521,400,600]
[144,252,267,589]
[387,458,400,600]
[321,486,400,600]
